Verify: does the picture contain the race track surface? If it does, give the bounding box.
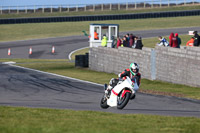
[1,27,200,117]
[0,27,200,59]
[0,64,200,117]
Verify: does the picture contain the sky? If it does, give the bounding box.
[1,0,143,6]
[1,0,195,7]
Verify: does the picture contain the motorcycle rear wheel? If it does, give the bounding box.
[117,92,131,109]
[100,94,109,109]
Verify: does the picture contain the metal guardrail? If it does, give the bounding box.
[0,0,200,14]
[0,10,200,24]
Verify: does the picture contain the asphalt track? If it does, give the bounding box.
[0,27,200,117]
[0,27,200,59]
[0,64,200,117]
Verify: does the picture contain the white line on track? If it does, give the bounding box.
[68,47,89,60]
[10,64,103,87]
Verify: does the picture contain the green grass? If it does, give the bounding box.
[0,16,200,42]
[1,58,200,100]
[1,5,200,19]
[0,106,200,133]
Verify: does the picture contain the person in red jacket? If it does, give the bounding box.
[116,37,122,48]
[169,32,178,48]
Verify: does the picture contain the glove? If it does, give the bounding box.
[118,73,121,78]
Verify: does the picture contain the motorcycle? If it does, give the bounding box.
[100,76,139,109]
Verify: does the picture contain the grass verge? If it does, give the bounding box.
[0,106,200,133]
[0,16,200,42]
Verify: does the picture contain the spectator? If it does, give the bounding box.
[123,36,129,47]
[193,31,200,46]
[126,33,130,47]
[169,32,178,48]
[175,33,181,48]
[135,37,143,50]
[94,30,99,40]
[186,37,195,47]
[101,35,107,47]
[111,36,117,48]
[129,34,135,48]
[132,37,143,49]
[156,36,169,47]
[116,37,122,48]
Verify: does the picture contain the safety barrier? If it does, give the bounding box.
[0,10,200,24]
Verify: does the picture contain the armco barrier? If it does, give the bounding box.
[89,46,200,87]
[0,10,200,24]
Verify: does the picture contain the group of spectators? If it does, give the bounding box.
[157,31,200,48]
[157,33,181,48]
[113,33,143,49]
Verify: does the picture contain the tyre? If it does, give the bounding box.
[117,92,131,109]
[100,95,109,109]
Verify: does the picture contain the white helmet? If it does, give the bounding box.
[130,63,139,75]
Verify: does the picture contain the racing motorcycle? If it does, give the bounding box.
[100,76,139,109]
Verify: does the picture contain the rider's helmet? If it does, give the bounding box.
[129,63,139,75]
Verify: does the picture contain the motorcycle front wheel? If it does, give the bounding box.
[117,92,131,109]
[100,94,109,109]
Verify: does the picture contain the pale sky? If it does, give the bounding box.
[0,0,142,6]
[1,0,195,6]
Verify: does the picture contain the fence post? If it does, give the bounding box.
[67,5,69,12]
[184,0,186,5]
[110,3,112,11]
[168,0,170,7]
[76,5,78,12]
[93,4,95,11]
[42,6,44,13]
[126,2,128,10]
[8,6,10,14]
[101,4,103,11]
[151,0,153,8]
[160,0,162,8]
[135,2,137,9]
[59,6,62,13]
[118,3,120,10]
[144,2,146,8]
[34,5,36,13]
[51,6,53,13]
[0,7,2,14]
[17,6,19,14]
[85,5,87,11]
[25,6,27,14]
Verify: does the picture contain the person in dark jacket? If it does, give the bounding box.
[135,37,143,49]
[175,33,181,48]
[132,37,143,50]
[123,36,129,47]
[129,34,135,48]
[193,31,200,46]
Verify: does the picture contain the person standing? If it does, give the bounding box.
[169,33,178,48]
[116,37,122,48]
[129,34,135,48]
[193,31,200,46]
[175,33,181,48]
[101,35,107,47]
[123,36,129,47]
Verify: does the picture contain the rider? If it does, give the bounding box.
[105,62,141,99]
